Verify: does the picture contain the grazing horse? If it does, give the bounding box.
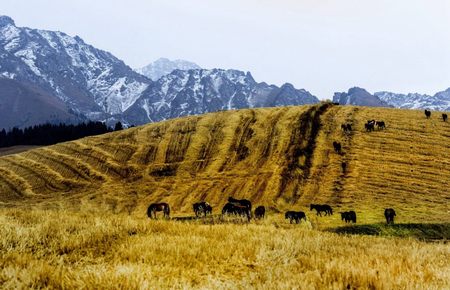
[228,197,252,211]
[443,114,448,122]
[285,211,307,224]
[147,202,170,219]
[340,211,357,223]
[254,206,266,219]
[222,202,251,221]
[384,208,396,224]
[341,123,352,133]
[310,204,333,216]
[424,109,431,119]
[376,121,386,130]
[341,162,347,173]
[193,201,212,217]
[332,141,342,154]
[364,122,375,132]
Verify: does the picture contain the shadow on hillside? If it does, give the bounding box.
[330,223,450,242]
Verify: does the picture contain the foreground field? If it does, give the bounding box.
[1,209,449,289]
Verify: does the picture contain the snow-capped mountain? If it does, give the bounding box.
[0,15,151,120]
[136,58,201,81]
[123,69,319,124]
[375,89,450,111]
[333,87,391,107]
[0,16,319,129]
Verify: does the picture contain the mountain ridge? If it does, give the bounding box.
[0,16,318,128]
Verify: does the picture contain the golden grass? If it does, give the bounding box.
[1,104,449,287]
[1,208,449,289]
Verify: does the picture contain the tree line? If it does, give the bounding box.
[0,121,124,148]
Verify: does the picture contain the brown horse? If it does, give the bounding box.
[384,208,396,224]
[254,206,266,219]
[147,202,170,219]
[222,202,251,221]
[310,204,333,216]
[193,201,212,217]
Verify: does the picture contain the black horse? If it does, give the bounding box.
[341,162,347,173]
[333,141,342,154]
[254,206,266,219]
[340,211,357,223]
[193,201,212,217]
[384,208,396,224]
[376,121,386,130]
[222,202,251,221]
[228,197,252,211]
[425,109,431,119]
[443,113,448,122]
[341,123,352,132]
[147,202,170,219]
[365,122,375,132]
[285,211,307,224]
[310,204,333,216]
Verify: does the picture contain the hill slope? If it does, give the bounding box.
[0,104,449,223]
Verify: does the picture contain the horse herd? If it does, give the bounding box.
[423,109,448,122]
[147,198,398,225]
[145,109,450,226]
[341,109,447,137]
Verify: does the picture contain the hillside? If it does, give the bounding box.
[0,104,449,223]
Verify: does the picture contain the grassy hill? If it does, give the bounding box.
[1,103,450,288]
[0,103,449,224]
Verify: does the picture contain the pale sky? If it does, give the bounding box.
[1,0,449,98]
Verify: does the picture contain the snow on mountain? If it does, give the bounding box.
[333,87,391,107]
[123,69,319,124]
[0,15,151,118]
[375,89,450,111]
[136,58,201,81]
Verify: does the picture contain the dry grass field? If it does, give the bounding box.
[0,103,449,288]
[1,209,449,289]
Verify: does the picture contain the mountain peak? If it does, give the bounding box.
[136,58,201,81]
[0,15,15,27]
[333,87,390,107]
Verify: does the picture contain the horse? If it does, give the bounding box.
[341,162,347,173]
[147,202,170,219]
[341,123,352,132]
[365,122,375,132]
[376,121,386,130]
[254,206,266,219]
[228,197,252,211]
[443,114,448,122]
[425,109,431,119]
[222,202,251,221]
[193,201,212,217]
[333,141,342,154]
[310,204,333,216]
[285,211,307,224]
[340,211,357,223]
[384,208,396,224]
